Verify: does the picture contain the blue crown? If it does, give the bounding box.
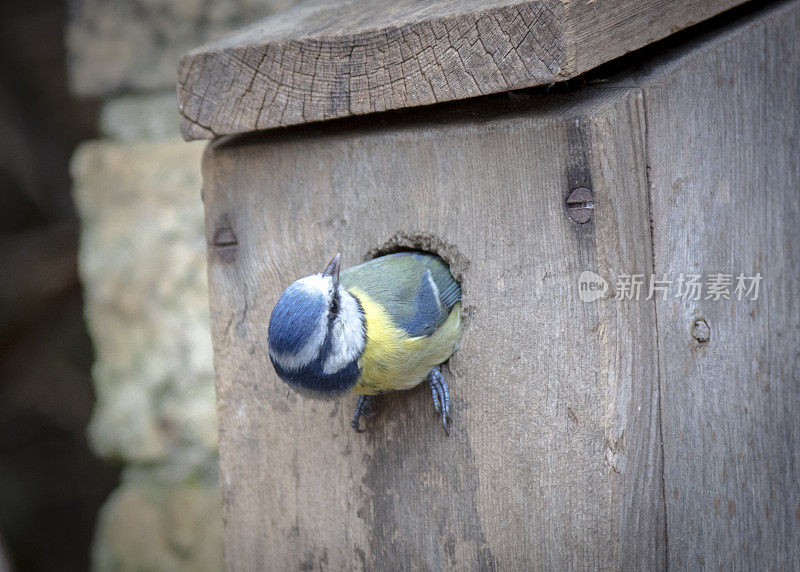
[268,281,360,395]
[267,283,326,356]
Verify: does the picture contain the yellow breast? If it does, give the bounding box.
[348,290,461,396]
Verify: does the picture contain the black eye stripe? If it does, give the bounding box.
[330,290,340,315]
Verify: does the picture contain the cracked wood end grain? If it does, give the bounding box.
[177,0,746,139]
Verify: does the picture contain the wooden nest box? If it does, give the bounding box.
[177,0,800,568]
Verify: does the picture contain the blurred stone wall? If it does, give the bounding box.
[0,1,119,568]
[67,1,300,569]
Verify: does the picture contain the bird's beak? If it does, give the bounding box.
[322,253,341,286]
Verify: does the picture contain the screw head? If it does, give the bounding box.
[213,228,237,247]
[567,187,594,224]
[212,227,238,262]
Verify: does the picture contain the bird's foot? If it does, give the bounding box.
[350,395,376,433]
[428,367,451,435]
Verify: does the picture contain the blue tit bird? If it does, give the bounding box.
[267,252,462,433]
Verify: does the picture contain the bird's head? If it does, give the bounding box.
[267,253,365,397]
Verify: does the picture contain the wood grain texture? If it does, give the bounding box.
[202,86,664,569]
[177,0,746,140]
[639,2,800,568]
[201,2,800,568]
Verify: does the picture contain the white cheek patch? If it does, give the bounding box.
[323,291,365,375]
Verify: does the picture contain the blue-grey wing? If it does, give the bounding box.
[340,252,461,338]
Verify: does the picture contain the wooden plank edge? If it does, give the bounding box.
[177,0,748,140]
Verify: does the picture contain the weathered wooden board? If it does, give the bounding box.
[178,0,747,139]
[202,85,664,568]
[199,1,800,568]
[639,2,800,568]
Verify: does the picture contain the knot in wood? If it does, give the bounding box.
[691,317,711,344]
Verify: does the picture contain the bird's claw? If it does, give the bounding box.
[352,370,451,435]
[351,395,375,433]
[428,367,451,435]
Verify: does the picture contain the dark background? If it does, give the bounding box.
[0,0,120,569]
